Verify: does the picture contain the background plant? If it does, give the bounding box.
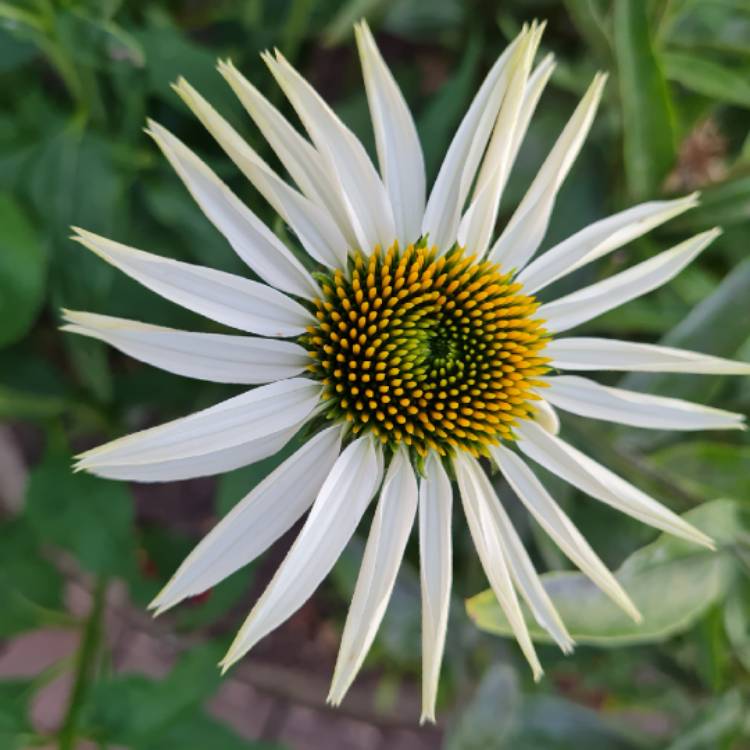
[1,0,749,747]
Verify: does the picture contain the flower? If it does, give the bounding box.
[63,20,749,722]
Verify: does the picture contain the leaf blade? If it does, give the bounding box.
[466,499,740,646]
[614,0,677,198]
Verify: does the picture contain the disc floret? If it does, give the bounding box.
[303,242,551,458]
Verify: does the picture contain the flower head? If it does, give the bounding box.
[305,242,550,457]
[63,20,749,722]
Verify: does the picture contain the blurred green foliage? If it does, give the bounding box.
[0,0,749,747]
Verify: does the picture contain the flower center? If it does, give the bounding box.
[303,242,551,458]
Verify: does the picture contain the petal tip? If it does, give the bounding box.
[218,650,238,675]
[325,681,347,708]
[419,711,436,726]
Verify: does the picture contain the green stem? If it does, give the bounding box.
[58,576,108,750]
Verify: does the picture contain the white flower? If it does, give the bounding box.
[63,20,749,722]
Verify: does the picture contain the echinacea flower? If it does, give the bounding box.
[63,21,749,722]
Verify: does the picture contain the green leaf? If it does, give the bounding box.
[446,666,638,750]
[513,695,637,750]
[614,0,677,198]
[648,441,750,501]
[134,712,283,750]
[133,25,240,117]
[144,177,245,276]
[26,444,135,577]
[0,384,69,420]
[665,690,744,750]
[0,193,47,348]
[663,52,750,108]
[383,0,464,38]
[278,0,314,65]
[0,680,35,750]
[723,582,750,672]
[52,10,145,70]
[0,26,36,72]
[590,288,686,335]
[562,0,612,62]
[659,2,750,61]
[83,646,281,748]
[0,518,67,637]
[0,346,89,423]
[670,175,750,232]
[24,129,129,401]
[466,499,741,646]
[62,334,113,403]
[85,645,221,739]
[444,665,520,750]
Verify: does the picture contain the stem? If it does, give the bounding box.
[58,576,108,750]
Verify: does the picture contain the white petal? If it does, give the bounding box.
[502,53,556,192]
[355,21,425,247]
[489,73,607,270]
[515,420,714,548]
[75,378,322,482]
[80,428,300,482]
[422,26,529,252]
[472,463,574,653]
[173,78,349,268]
[532,398,560,435]
[545,337,750,375]
[458,26,542,256]
[217,59,358,248]
[491,444,640,621]
[453,452,543,679]
[61,310,310,384]
[518,193,700,293]
[150,424,344,614]
[221,436,384,670]
[539,228,721,334]
[328,445,418,705]
[264,50,396,253]
[72,228,314,337]
[146,119,319,300]
[541,375,745,431]
[418,452,452,725]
